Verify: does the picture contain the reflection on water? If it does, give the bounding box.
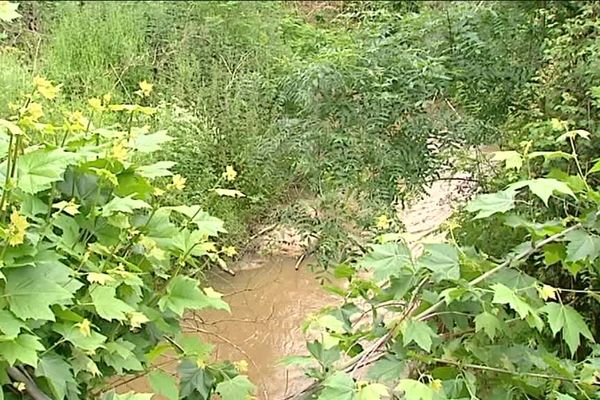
[119,256,335,399]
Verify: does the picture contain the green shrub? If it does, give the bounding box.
[0,76,253,399]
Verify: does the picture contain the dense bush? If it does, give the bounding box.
[0,73,255,399]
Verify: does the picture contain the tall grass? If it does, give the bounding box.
[41,2,151,101]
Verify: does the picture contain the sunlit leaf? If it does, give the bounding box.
[5,267,72,321]
[90,286,134,321]
[318,372,355,400]
[508,178,576,206]
[360,242,412,281]
[0,334,43,366]
[402,319,437,352]
[418,243,460,281]
[149,371,179,400]
[491,150,522,170]
[137,161,176,179]
[564,228,600,263]
[474,312,502,340]
[129,130,173,153]
[0,2,21,22]
[101,195,150,217]
[465,190,515,219]
[216,375,255,400]
[395,379,439,400]
[17,148,78,194]
[158,276,229,316]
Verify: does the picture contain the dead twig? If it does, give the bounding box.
[184,324,270,400]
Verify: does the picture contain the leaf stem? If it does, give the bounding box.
[432,358,582,383]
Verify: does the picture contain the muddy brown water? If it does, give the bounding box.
[119,256,335,399]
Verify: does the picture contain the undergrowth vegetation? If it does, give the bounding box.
[1,0,600,399]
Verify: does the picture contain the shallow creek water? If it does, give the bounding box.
[120,256,335,399]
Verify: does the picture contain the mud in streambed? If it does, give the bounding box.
[120,257,334,399]
[199,257,335,398]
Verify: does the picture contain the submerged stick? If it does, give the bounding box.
[294,253,306,270]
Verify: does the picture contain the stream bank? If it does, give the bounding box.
[117,159,483,399]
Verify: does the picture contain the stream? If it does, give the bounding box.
[118,166,481,398]
[121,256,334,399]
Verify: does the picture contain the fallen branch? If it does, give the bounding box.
[239,223,279,256]
[294,252,306,271]
[7,366,51,400]
[216,261,236,276]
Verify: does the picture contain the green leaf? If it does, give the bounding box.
[175,334,214,359]
[179,359,213,399]
[366,355,406,382]
[589,159,600,175]
[101,195,150,217]
[508,178,576,206]
[167,205,226,237]
[465,190,515,219]
[129,130,174,153]
[0,334,43,366]
[357,383,388,400]
[564,229,600,263]
[318,372,355,400]
[0,2,21,22]
[402,319,437,352]
[149,370,179,400]
[360,242,412,281]
[36,353,76,400]
[528,151,573,162]
[102,340,144,374]
[142,208,179,249]
[418,243,460,281]
[395,379,438,400]
[158,276,229,316]
[137,161,175,179]
[474,312,502,340]
[553,393,576,400]
[279,355,315,367]
[0,310,27,340]
[4,266,72,320]
[173,228,212,257]
[541,303,594,355]
[307,340,340,367]
[543,243,566,266]
[90,286,134,321]
[102,391,153,400]
[17,148,78,194]
[491,283,534,320]
[491,151,523,170]
[216,375,255,400]
[54,323,106,352]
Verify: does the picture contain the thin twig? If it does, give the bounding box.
[185,324,270,400]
